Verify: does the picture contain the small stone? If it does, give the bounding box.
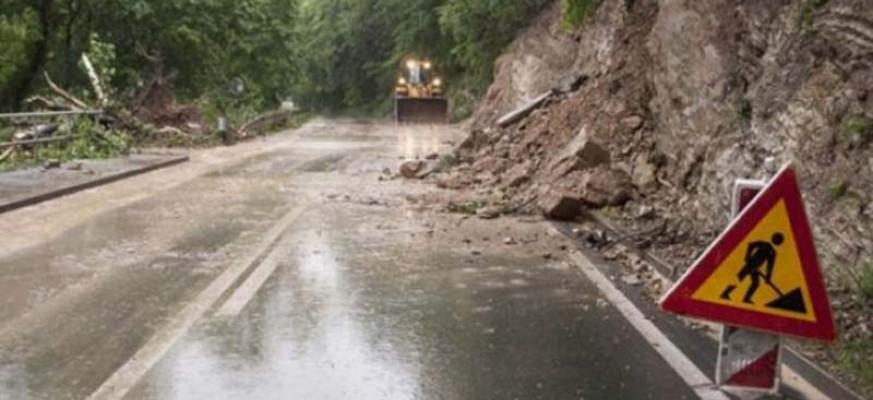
[503,237,517,245]
[621,275,643,286]
[542,253,553,260]
[399,160,425,179]
[621,115,644,131]
[44,159,62,169]
[476,207,501,220]
[425,153,439,160]
[68,162,83,171]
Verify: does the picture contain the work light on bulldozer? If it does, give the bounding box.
[394,58,449,124]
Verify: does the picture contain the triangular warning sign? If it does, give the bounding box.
[660,165,836,341]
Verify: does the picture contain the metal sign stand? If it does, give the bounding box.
[716,180,781,396]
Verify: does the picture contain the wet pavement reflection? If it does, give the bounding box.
[127,203,696,399]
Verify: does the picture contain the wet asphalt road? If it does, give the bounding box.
[0,119,698,399]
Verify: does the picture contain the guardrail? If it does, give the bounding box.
[0,110,102,120]
[0,109,103,162]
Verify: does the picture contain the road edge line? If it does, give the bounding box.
[578,212,866,400]
[0,155,189,214]
[86,203,308,400]
[547,225,731,400]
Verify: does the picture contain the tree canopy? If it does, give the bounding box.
[0,0,551,117]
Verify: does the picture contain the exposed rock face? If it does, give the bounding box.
[435,0,873,387]
[442,0,873,293]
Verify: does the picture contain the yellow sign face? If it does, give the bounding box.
[692,200,816,322]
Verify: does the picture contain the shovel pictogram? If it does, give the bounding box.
[720,273,807,314]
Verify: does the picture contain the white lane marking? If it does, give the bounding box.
[560,245,731,400]
[213,206,306,318]
[87,203,308,400]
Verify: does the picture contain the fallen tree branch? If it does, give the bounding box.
[0,146,14,162]
[44,72,90,111]
[237,110,293,136]
[25,95,72,111]
[81,54,107,106]
[496,90,554,128]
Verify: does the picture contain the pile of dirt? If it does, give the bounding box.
[432,0,873,390]
[133,80,208,143]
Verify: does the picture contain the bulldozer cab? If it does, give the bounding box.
[394,58,448,124]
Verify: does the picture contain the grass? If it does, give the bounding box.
[447,200,486,215]
[827,180,848,199]
[841,114,873,145]
[562,0,601,30]
[797,0,829,33]
[837,338,873,391]
[736,97,753,123]
[860,263,873,301]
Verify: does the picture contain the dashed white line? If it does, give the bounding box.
[87,203,308,400]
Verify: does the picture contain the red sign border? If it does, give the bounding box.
[660,164,836,342]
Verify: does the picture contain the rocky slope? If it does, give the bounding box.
[435,0,873,391]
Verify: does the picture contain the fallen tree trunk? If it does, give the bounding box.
[81,54,106,106]
[496,90,554,128]
[237,110,293,137]
[44,72,90,110]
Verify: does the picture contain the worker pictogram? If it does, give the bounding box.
[660,165,836,341]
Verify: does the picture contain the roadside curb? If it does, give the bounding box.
[0,155,190,215]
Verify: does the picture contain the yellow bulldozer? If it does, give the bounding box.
[394,58,448,124]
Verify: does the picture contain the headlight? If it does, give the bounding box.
[406,60,417,69]
[398,77,407,85]
[423,61,432,70]
[432,78,442,87]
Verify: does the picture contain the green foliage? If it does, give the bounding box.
[562,0,600,29]
[736,97,753,122]
[447,200,486,215]
[838,338,873,391]
[0,116,129,171]
[860,263,873,301]
[841,114,873,145]
[827,180,848,199]
[0,9,37,92]
[798,0,828,33]
[0,0,550,118]
[83,33,118,98]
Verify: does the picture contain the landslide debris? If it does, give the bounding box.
[431,0,873,391]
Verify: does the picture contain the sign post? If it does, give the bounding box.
[716,180,781,393]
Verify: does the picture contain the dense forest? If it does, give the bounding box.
[0,0,553,119]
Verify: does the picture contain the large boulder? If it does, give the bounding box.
[552,127,611,176]
[538,190,585,221]
[579,168,634,208]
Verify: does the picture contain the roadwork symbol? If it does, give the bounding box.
[718,232,807,314]
[660,165,836,341]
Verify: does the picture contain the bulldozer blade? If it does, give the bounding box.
[395,97,448,124]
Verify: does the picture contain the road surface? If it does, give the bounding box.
[0,119,830,399]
